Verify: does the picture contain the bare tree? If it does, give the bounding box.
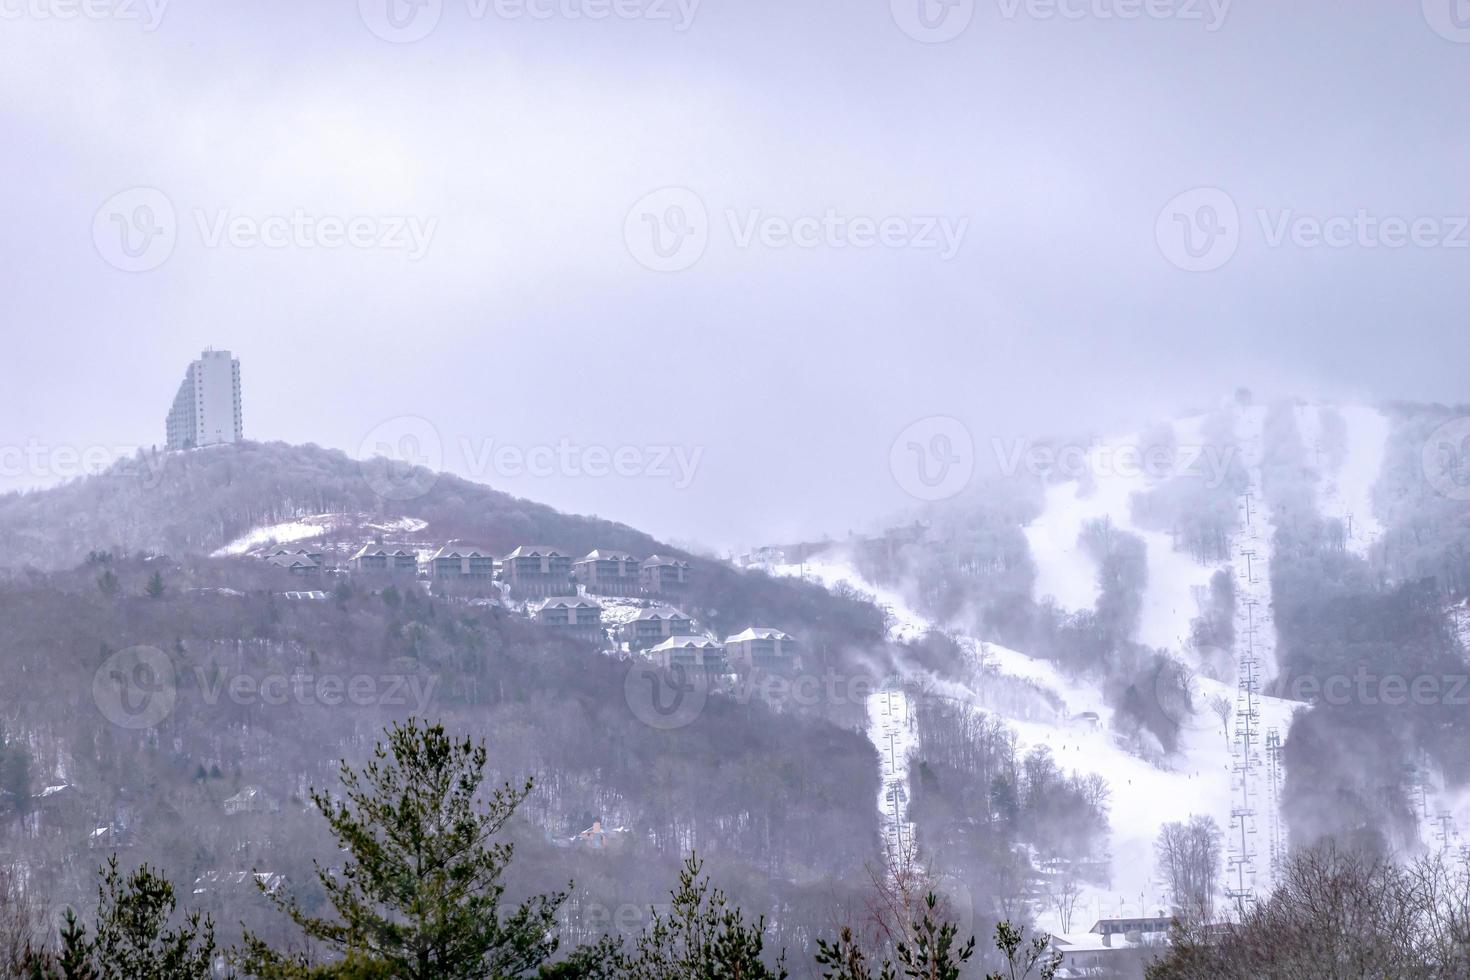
[1154,816,1222,925]
[0,865,46,975]
[1046,870,1083,934]
[1148,842,1470,979]
[1208,695,1232,748]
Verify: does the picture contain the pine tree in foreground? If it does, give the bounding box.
[239,718,567,980]
[617,854,787,980]
[23,857,215,980]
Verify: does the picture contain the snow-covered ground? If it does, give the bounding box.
[1295,404,1390,557]
[212,516,341,556]
[1023,416,1225,653]
[212,514,431,558]
[772,555,1303,928]
[869,686,916,858]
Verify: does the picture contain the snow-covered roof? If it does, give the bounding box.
[578,550,637,562]
[636,605,691,621]
[506,546,567,559]
[724,627,794,644]
[533,596,602,612]
[430,546,494,560]
[351,545,418,560]
[650,636,723,652]
[642,554,690,567]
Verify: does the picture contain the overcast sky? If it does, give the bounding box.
[2,0,1467,550]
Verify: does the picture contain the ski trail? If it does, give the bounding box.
[772,554,1302,927]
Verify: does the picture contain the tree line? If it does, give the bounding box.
[4,720,1064,980]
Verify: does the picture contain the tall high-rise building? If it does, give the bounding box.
[165,349,244,451]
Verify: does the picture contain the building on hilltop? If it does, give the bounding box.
[623,605,695,650]
[723,627,801,672]
[530,596,604,642]
[428,546,496,580]
[503,547,574,598]
[649,635,727,674]
[265,552,321,576]
[640,555,691,597]
[573,550,641,597]
[165,348,243,451]
[350,545,420,576]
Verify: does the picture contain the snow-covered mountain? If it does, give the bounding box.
[766,397,1465,925]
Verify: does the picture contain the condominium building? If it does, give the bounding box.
[165,349,243,451]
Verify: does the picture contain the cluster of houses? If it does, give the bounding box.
[258,543,800,675]
[528,598,801,677]
[265,544,692,599]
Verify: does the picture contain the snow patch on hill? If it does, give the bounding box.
[773,555,1303,927]
[1297,404,1390,556]
[212,514,430,558]
[1023,415,1225,653]
[212,516,339,557]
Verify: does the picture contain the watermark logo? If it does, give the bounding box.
[990,437,1237,488]
[193,209,437,260]
[1284,668,1470,708]
[726,210,968,260]
[1423,417,1470,501]
[625,190,970,272]
[1160,189,1470,270]
[359,415,443,501]
[0,0,168,30]
[192,667,439,711]
[0,440,168,488]
[1156,187,1240,272]
[458,437,703,489]
[625,187,709,273]
[92,189,437,271]
[359,0,443,42]
[93,187,177,273]
[1256,209,1470,251]
[890,416,974,501]
[995,0,1230,31]
[360,0,698,40]
[624,662,708,730]
[891,0,974,42]
[1423,0,1470,42]
[93,645,177,730]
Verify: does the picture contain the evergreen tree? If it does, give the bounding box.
[144,571,165,600]
[242,718,566,979]
[25,858,215,980]
[96,570,119,597]
[619,854,786,980]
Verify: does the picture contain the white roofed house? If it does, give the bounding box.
[722,628,801,673]
[623,605,696,650]
[649,635,727,675]
[503,547,574,598]
[223,786,280,816]
[350,545,420,576]
[531,596,605,643]
[573,551,641,597]
[640,555,692,598]
[1048,917,1173,979]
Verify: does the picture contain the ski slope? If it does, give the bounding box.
[1295,404,1390,557]
[773,555,1303,927]
[1023,416,1226,654]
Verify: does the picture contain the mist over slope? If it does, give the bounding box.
[3,397,1469,967]
[780,395,1470,918]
